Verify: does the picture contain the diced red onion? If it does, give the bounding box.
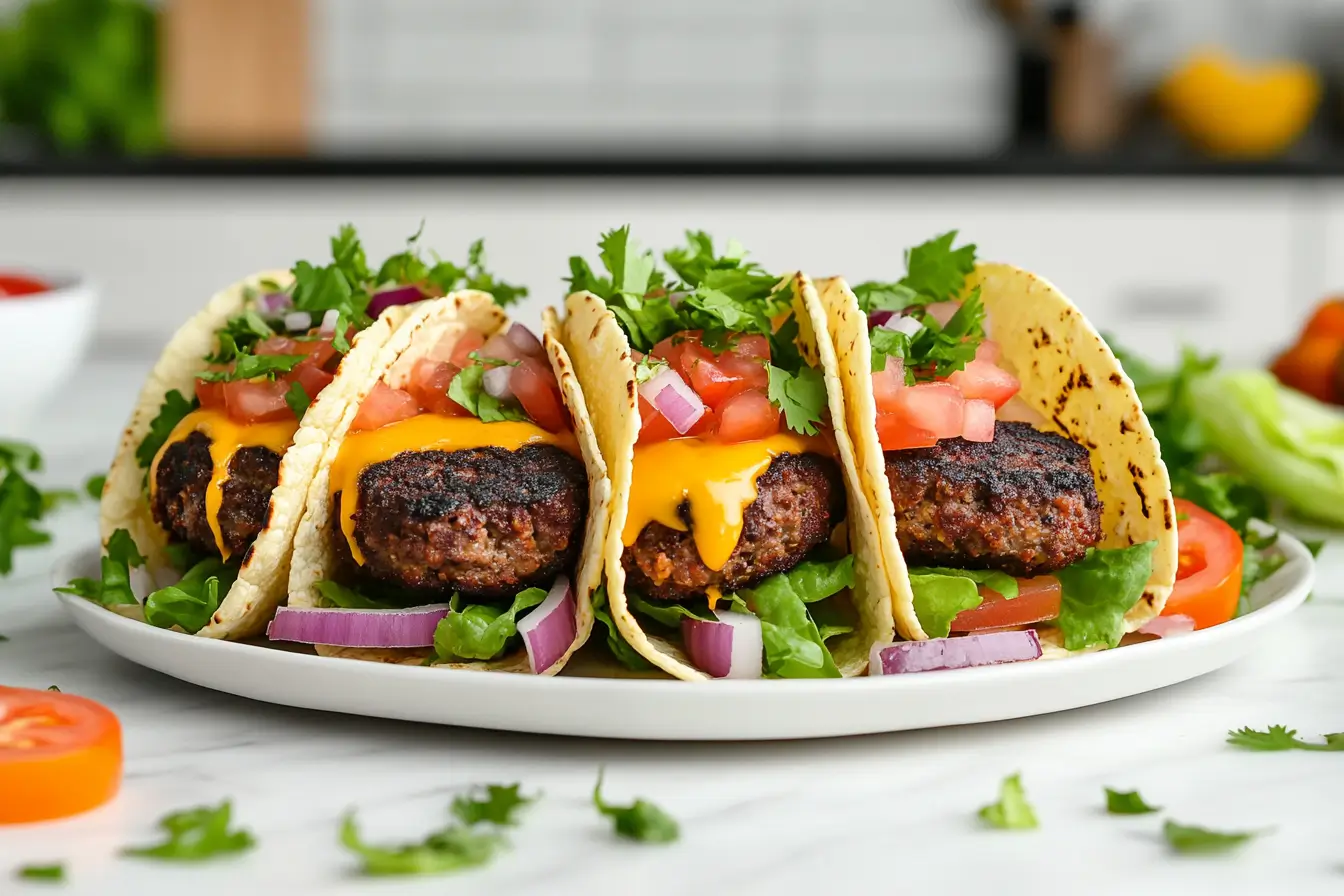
[517,576,577,674]
[480,333,521,363]
[682,609,763,679]
[868,309,897,328]
[925,301,960,327]
[868,630,1041,675]
[638,368,704,434]
[367,285,424,318]
[1139,614,1196,637]
[283,311,313,332]
[483,364,514,400]
[319,309,340,335]
[975,339,1002,364]
[505,323,545,357]
[880,314,924,338]
[882,354,905,380]
[258,291,291,313]
[267,604,450,648]
[668,290,690,308]
[961,399,996,442]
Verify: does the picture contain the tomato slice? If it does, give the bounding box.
[1301,299,1344,341]
[950,577,1062,632]
[960,399,996,442]
[0,687,122,823]
[511,357,569,433]
[871,359,906,414]
[406,359,468,416]
[715,389,780,442]
[689,354,769,410]
[974,340,1002,364]
[0,273,52,298]
[351,382,421,433]
[947,360,1021,409]
[1162,498,1243,629]
[223,379,293,423]
[1270,334,1343,404]
[449,330,487,369]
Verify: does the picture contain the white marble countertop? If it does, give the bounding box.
[3,358,1343,895]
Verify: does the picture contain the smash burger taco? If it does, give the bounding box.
[561,228,895,681]
[71,226,524,641]
[818,232,1178,671]
[276,291,609,676]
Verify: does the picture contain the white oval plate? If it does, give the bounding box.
[53,533,1314,741]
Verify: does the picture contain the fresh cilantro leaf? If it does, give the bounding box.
[433,588,547,661]
[15,863,64,881]
[1239,534,1287,616]
[143,559,236,634]
[205,311,275,364]
[1226,725,1344,752]
[340,812,506,876]
[978,773,1038,830]
[591,584,653,671]
[462,239,528,308]
[601,226,660,300]
[447,364,529,424]
[592,768,679,844]
[1104,788,1161,815]
[197,353,306,384]
[135,391,197,469]
[122,800,255,861]
[0,634,7,643]
[900,230,977,304]
[0,441,62,574]
[566,255,611,298]
[1163,820,1267,855]
[83,473,106,500]
[330,223,371,286]
[54,528,144,606]
[315,579,396,610]
[868,325,913,373]
[1054,542,1156,650]
[633,355,668,386]
[375,223,431,287]
[284,381,311,419]
[906,567,1018,639]
[451,784,536,827]
[466,351,520,369]
[851,281,919,313]
[766,364,826,436]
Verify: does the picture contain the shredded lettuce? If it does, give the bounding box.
[433,588,546,662]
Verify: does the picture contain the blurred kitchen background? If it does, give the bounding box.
[5,0,1344,369]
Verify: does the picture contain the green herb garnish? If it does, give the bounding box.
[1104,788,1161,815]
[15,863,64,882]
[122,800,255,861]
[339,812,506,876]
[1163,820,1267,855]
[592,768,679,844]
[1227,725,1344,752]
[451,784,537,827]
[978,773,1038,830]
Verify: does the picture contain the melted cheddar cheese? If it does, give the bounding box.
[621,434,827,572]
[329,413,577,566]
[149,409,298,560]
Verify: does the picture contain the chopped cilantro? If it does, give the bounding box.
[135,391,197,469]
[977,773,1038,830]
[1163,820,1267,855]
[592,768,679,844]
[196,353,306,384]
[122,800,255,861]
[451,784,537,827]
[340,811,506,876]
[1227,724,1344,752]
[83,473,106,500]
[284,381,311,418]
[15,863,64,882]
[204,311,275,364]
[766,364,826,436]
[1104,788,1161,815]
[448,364,528,424]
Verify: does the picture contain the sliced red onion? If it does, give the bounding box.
[319,309,341,335]
[283,311,313,332]
[638,368,704,434]
[868,309,897,328]
[258,291,291,313]
[1139,614,1196,637]
[367,285,424,318]
[505,323,545,357]
[483,364,514,400]
[480,333,521,363]
[682,609,763,679]
[869,630,1041,675]
[267,604,450,648]
[925,301,960,327]
[517,576,577,674]
[880,314,924,338]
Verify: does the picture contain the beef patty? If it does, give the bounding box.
[152,430,280,560]
[884,421,1102,576]
[333,444,588,601]
[622,452,844,602]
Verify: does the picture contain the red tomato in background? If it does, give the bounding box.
[1162,498,1243,630]
[0,273,52,298]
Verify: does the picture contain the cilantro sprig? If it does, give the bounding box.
[1227,724,1344,752]
[1104,788,1162,815]
[340,812,506,877]
[592,768,679,844]
[977,772,1038,830]
[1163,820,1268,855]
[122,800,255,862]
[0,440,73,575]
[15,863,64,882]
[451,784,537,827]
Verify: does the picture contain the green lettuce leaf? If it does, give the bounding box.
[143,558,237,633]
[315,579,396,610]
[433,588,547,661]
[906,567,1019,638]
[135,390,196,470]
[627,591,716,628]
[590,584,653,671]
[1054,542,1156,650]
[448,363,528,424]
[739,554,853,679]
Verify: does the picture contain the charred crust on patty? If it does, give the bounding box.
[621,453,844,602]
[883,421,1103,577]
[151,431,280,559]
[333,444,588,601]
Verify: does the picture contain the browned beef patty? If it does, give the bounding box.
[621,452,844,602]
[151,430,280,560]
[884,421,1102,576]
[333,445,588,601]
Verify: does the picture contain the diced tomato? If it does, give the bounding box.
[638,395,680,444]
[875,411,937,450]
[511,356,569,433]
[715,389,780,443]
[222,379,293,423]
[350,382,420,433]
[950,577,1062,632]
[895,381,964,439]
[195,378,227,411]
[1270,334,1343,404]
[296,337,339,370]
[731,334,771,361]
[1163,498,1243,630]
[254,336,301,356]
[291,360,335,401]
[948,360,1020,409]
[871,357,906,413]
[406,358,468,416]
[448,329,487,369]
[961,399,996,442]
[688,353,769,410]
[975,339,1002,364]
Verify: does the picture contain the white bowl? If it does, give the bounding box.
[0,274,97,434]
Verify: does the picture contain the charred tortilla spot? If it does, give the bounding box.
[1127,461,1146,480]
[1163,499,1174,530]
[1039,329,1052,346]
[1109,373,1123,386]
[590,323,601,340]
[1119,419,1132,434]
[1132,479,1150,517]
[1052,414,1073,439]
[1077,370,1093,389]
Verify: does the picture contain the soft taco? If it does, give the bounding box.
[277,290,609,676]
[559,228,895,681]
[72,226,524,641]
[817,231,1178,670]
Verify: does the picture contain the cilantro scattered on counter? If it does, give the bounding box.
[55,528,143,607]
[433,588,546,662]
[0,634,8,643]
[592,768,679,844]
[46,684,59,692]
[978,773,1038,830]
[0,440,71,576]
[1104,788,1161,815]
[122,800,255,862]
[590,584,653,672]
[340,811,506,876]
[1163,820,1267,855]
[451,784,537,827]
[135,390,197,470]
[1227,725,1344,752]
[15,863,64,882]
[83,472,106,500]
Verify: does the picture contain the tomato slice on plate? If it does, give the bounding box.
[1162,498,1243,630]
[950,576,1061,632]
[0,687,122,824]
